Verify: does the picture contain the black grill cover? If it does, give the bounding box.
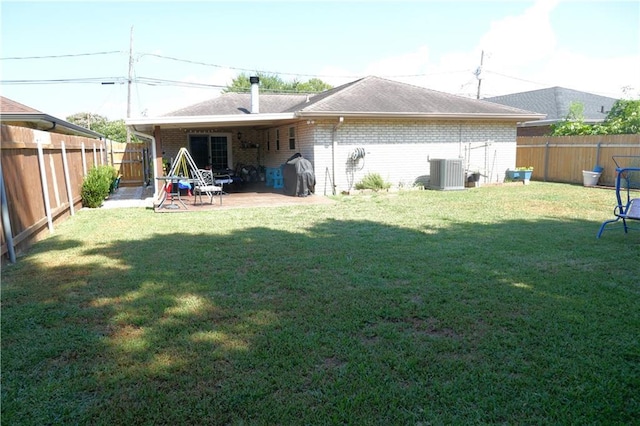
[283,154,315,196]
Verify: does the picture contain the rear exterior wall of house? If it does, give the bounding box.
[157,119,517,195]
[309,118,517,194]
[159,128,261,172]
[260,121,315,168]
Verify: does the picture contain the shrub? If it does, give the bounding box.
[355,173,391,191]
[81,165,117,208]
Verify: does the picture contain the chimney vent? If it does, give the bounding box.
[250,76,260,114]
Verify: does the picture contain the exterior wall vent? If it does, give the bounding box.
[428,158,465,190]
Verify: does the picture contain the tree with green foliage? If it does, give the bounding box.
[224,72,333,93]
[67,113,137,143]
[602,99,640,134]
[549,99,640,136]
[549,102,593,135]
[66,112,109,131]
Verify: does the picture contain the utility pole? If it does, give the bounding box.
[475,50,484,100]
[126,25,134,143]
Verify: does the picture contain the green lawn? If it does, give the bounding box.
[2,183,638,425]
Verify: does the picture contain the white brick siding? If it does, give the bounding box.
[260,122,315,167]
[309,119,517,194]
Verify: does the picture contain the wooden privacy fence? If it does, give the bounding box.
[1,124,107,263]
[107,139,150,187]
[517,135,640,186]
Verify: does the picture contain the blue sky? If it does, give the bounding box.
[1,0,639,120]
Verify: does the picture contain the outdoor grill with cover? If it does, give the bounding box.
[282,153,315,197]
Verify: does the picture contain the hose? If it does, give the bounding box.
[350,147,366,161]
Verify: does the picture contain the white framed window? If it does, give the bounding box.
[288,127,296,150]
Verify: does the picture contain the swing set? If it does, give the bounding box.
[597,156,640,238]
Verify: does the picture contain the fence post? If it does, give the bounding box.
[61,141,75,216]
[596,142,601,167]
[36,139,54,233]
[81,142,87,176]
[109,139,114,167]
[544,141,550,182]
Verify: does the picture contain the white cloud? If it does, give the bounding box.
[359,0,639,100]
[479,0,559,70]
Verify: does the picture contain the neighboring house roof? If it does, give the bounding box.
[484,87,618,127]
[1,97,42,114]
[0,96,104,139]
[128,76,544,134]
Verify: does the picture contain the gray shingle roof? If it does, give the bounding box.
[1,96,42,114]
[292,76,536,115]
[484,87,618,122]
[165,76,539,117]
[164,92,309,116]
[0,96,103,138]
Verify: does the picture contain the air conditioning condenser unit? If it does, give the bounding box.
[428,158,465,190]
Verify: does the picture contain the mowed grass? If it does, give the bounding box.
[2,182,639,425]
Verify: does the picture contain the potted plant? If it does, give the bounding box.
[506,166,534,182]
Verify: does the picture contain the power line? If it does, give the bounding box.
[0,76,226,89]
[135,77,226,89]
[1,48,469,82]
[0,51,124,60]
[1,77,127,85]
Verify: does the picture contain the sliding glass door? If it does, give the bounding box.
[188,134,232,171]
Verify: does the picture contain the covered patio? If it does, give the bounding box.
[102,183,334,212]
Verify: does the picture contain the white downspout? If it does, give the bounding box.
[331,116,344,195]
[131,129,158,201]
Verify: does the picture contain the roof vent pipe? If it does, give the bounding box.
[250,76,260,114]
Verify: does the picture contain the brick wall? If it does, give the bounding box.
[309,118,517,194]
[261,122,315,168]
[157,118,518,194]
[159,128,186,161]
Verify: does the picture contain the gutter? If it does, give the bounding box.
[0,113,104,139]
[296,111,546,121]
[125,111,545,134]
[126,113,298,129]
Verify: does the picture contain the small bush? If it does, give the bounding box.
[355,173,391,191]
[81,165,117,208]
